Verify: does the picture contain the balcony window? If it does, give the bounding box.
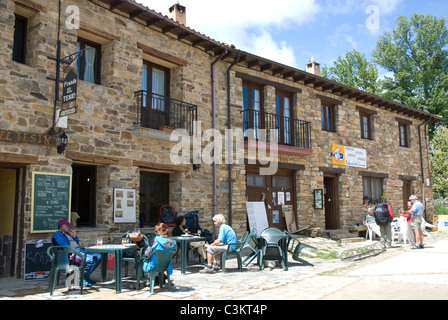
[243,82,263,139]
[275,90,292,145]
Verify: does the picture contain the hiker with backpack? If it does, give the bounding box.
[374,199,394,248]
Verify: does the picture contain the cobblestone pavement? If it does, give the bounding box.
[1,232,447,301]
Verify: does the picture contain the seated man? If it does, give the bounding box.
[363,208,381,240]
[200,214,237,274]
[51,219,101,287]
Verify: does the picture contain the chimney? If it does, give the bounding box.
[169,2,186,26]
[306,57,321,76]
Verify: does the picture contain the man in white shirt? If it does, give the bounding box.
[407,195,425,249]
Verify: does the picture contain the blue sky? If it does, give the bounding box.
[138,0,448,74]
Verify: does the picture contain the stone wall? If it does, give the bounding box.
[0,0,436,275]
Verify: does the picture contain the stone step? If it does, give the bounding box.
[326,229,363,241]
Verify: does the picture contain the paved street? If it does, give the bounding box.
[1,231,448,301]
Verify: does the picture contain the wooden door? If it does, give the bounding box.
[246,168,296,231]
[324,175,339,230]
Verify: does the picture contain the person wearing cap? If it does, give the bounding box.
[52,219,102,287]
[406,195,425,249]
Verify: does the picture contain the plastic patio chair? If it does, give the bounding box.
[284,231,317,266]
[123,234,150,277]
[46,246,84,295]
[241,229,261,267]
[135,250,176,294]
[259,227,287,271]
[220,231,249,273]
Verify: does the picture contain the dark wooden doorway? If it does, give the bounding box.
[71,165,96,226]
[402,180,412,212]
[246,168,296,231]
[324,175,339,230]
[139,172,169,226]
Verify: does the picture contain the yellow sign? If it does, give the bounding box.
[434,215,448,232]
[332,144,345,166]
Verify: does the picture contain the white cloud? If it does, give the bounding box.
[136,0,321,67]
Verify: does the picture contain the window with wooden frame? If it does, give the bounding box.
[321,102,336,132]
[12,14,27,64]
[362,176,384,203]
[242,82,264,138]
[75,38,101,84]
[275,89,293,145]
[398,122,409,147]
[360,112,372,140]
[356,106,377,140]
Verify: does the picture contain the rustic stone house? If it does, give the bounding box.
[0,0,442,277]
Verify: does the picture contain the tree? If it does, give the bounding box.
[431,126,448,198]
[373,14,448,124]
[322,50,380,95]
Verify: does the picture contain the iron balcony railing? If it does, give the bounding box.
[241,109,312,149]
[134,90,198,135]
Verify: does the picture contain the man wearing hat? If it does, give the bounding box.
[407,195,425,249]
[52,219,101,287]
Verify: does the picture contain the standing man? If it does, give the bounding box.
[200,214,237,274]
[407,195,425,249]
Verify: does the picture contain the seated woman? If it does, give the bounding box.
[142,223,176,275]
[172,215,207,260]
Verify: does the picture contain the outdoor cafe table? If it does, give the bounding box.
[255,232,290,271]
[80,244,137,294]
[171,236,206,274]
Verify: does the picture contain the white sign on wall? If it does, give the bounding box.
[114,188,137,223]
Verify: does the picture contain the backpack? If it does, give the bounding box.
[183,210,199,233]
[374,203,391,226]
[159,205,177,227]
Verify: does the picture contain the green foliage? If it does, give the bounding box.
[431,126,448,198]
[372,14,448,127]
[322,50,380,95]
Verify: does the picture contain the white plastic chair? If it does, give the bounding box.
[391,218,402,245]
[397,217,409,244]
[365,224,380,241]
[422,218,436,238]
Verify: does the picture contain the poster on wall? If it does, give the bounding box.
[332,144,367,169]
[114,188,137,223]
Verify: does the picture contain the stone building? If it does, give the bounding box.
[0,0,442,277]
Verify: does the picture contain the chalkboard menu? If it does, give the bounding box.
[31,172,72,233]
[24,242,52,281]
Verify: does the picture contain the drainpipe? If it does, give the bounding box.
[418,115,433,220]
[226,51,240,227]
[211,50,228,235]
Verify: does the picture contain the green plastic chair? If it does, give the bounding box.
[220,231,249,273]
[46,246,84,295]
[135,250,176,294]
[123,234,149,277]
[242,229,261,267]
[284,231,317,266]
[259,227,287,271]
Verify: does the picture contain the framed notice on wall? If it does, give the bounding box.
[114,188,137,223]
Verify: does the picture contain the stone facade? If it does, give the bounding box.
[0,0,438,277]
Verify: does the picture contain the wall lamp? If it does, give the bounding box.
[193,154,201,171]
[57,131,68,154]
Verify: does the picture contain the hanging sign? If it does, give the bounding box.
[62,69,78,104]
